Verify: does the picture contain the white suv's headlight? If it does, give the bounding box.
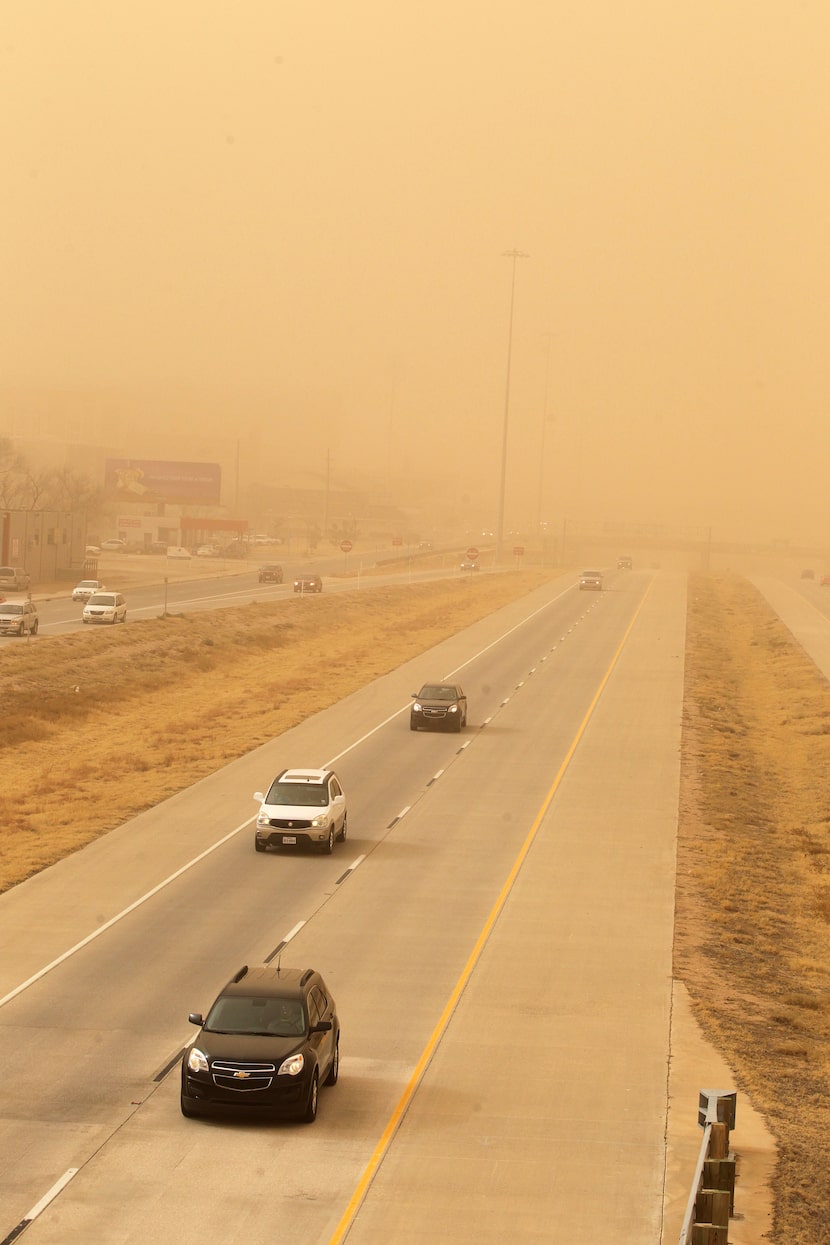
[310,813,331,828]
[187,1047,209,1073]
[278,1052,305,1077]
[256,811,270,827]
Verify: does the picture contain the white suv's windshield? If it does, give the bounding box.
[265,782,329,807]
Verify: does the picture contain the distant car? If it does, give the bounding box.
[617,556,633,570]
[410,682,467,732]
[419,540,434,550]
[579,570,603,591]
[85,545,101,556]
[166,546,192,560]
[253,768,347,854]
[181,963,339,1122]
[0,566,31,589]
[259,563,284,583]
[0,599,39,636]
[294,574,322,593]
[82,592,127,625]
[72,579,106,601]
[821,576,830,587]
[460,560,479,572]
[100,539,127,552]
[145,541,168,555]
[196,545,218,557]
[801,569,815,580]
[254,534,271,545]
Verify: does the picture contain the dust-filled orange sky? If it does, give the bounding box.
[2,2,829,542]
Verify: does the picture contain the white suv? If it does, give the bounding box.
[254,769,347,855]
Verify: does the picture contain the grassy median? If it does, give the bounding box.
[677,573,830,1244]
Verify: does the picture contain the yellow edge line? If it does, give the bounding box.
[327,578,656,1244]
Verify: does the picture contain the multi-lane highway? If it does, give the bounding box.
[0,564,792,1243]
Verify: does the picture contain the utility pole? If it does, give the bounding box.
[497,248,529,563]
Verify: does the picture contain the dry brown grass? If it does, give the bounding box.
[677,573,830,1245]
[0,571,553,892]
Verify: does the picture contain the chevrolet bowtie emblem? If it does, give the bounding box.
[234,1070,251,1079]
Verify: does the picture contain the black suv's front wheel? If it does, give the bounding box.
[303,1069,319,1122]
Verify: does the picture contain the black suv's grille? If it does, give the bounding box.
[266,816,314,829]
[423,707,449,718]
[212,1061,276,1092]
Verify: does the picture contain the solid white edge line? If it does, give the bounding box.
[0,814,256,1010]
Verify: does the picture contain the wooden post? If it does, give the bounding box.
[709,1122,729,1160]
[704,1156,736,1214]
[695,1188,731,1228]
[691,1226,728,1245]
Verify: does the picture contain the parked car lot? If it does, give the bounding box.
[0,599,38,636]
[254,768,347,853]
[82,592,127,624]
[410,682,467,731]
[181,963,339,1122]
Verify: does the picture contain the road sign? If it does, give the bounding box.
[466,546,479,560]
[392,536,403,546]
[513,545,524,556]
[340,540,353,553]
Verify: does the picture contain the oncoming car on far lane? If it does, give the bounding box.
[181,963,339,1123]
[82,592,127,625]
[72,578,106,601]
[254,768,347,854]
[410,682,467,732]
[293,574,322,593]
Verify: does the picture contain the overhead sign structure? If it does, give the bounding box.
[513,545,525,556]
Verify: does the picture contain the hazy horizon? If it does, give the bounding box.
[3,2,829,544]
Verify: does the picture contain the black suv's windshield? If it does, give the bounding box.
[265,781,328,807]
[205,995,306,1036]
[419,685,457,700]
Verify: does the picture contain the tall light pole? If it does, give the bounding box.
[536,331,554,538]
[497,248,529,562]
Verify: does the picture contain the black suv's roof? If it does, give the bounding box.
[219,964,319,999]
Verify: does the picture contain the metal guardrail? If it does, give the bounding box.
[678,1090,737,1245]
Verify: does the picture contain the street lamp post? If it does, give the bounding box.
[497,248,529,563]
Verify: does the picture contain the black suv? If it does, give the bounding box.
[410,682,467,732]
[258,563,284,583]
[181,964,339,1123]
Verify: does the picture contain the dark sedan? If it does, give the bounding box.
[294,575,322,593]
[410,682,467,732]
[259,563,284,583]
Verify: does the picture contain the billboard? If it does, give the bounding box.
[104,459,222,506]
